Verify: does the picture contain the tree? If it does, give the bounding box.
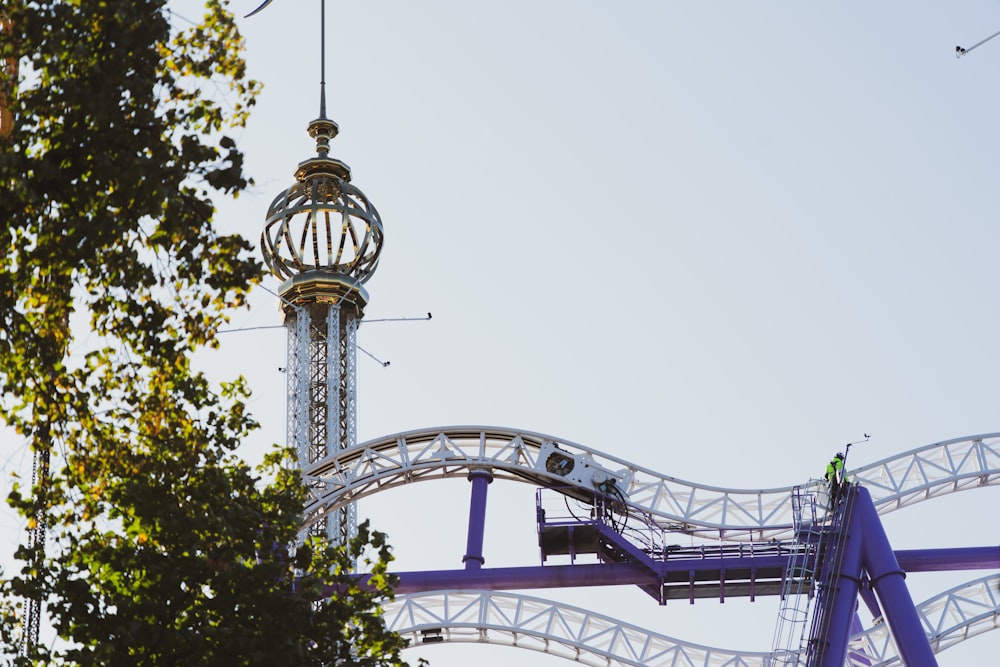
[0,1,413,665]
[0,12,15,137]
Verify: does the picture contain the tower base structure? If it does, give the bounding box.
[281,270,368,545]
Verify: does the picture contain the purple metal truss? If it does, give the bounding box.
[388,544,999,595]
[373,479,998,666]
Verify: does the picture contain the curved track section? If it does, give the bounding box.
[387,576,1000,667]
[303,428,1000,538]
[854,434,1000,512]
[846,574,1000,666]
[385,589,769,667]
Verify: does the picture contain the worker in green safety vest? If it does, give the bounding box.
[825,452,847,501]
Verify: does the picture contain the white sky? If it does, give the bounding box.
[4,0,1000,664]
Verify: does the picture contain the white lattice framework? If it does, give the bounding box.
[286,307,310,465]
[286,301,359,543]
[315,430,998,662]
[846,574,1000,666]
[303,428,1000,540]
[386,589,768,667]
[385,575,1000,667]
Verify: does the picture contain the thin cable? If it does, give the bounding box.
[360,313,433,325]
[357,344,389,367]
[217,324,286,334]
[257,281,305,314]
[258,279,380,370]
[956,28,1000,58]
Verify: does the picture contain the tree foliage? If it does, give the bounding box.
[0,1,412,665]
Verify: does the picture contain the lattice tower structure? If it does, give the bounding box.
[21,433,49,657]
[261,116,383,545]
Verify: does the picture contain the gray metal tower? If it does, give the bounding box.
[260,113,383,543]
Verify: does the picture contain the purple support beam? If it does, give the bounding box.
[895,546,1000,572]
[818,488,864,667]
[387,545,1000,595]
[395,563,657,594]
[392,553,794,594]
[463,469,493,570]
[857,486,938,667]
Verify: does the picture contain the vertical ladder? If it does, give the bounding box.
[769,485,827,666]
[802,484,858,666]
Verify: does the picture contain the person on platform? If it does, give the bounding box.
[825,452,847,502]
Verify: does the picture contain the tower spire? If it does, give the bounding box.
[253,0,384,546]
[247,0,329,119]
[319,0,327,119]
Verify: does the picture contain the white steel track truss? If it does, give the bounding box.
[386,590,768,667]
[300,428,998,662]
[847,574,1000,666]
[386,576,1000,667]
[303,428,1000,540]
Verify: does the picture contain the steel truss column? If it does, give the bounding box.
[336,309,359,545]
[286,306,311,467]
[286,300,359,546]
[325,305,340,462]
[324,304,347,543]
[307,303,330,465]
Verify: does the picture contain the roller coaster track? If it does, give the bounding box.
[385,574,1000,667]
[848,574,1000,666]
[316,429,1000,662]
[304,428,1000,540]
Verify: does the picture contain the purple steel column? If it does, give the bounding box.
[818,488,864,667]
[463,469,493,570]
[857,486,938,667]
[895,546,1000,572]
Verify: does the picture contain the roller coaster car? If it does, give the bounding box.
[536,442,632,499]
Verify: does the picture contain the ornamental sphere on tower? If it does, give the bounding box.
[261,117,384,291]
